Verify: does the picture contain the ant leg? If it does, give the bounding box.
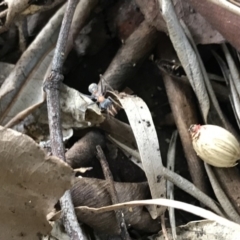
[110,105,118,115]
[108,96,123,109]
[107,108,115,117]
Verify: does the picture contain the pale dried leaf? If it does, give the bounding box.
[32,84,104,129]
[155,220,240,240]
[48,220,70,240]
[0,126,74,240]
[112,92,166,219]
[12,83,103,142]
[59,84,104,128]
[54,178,160,234]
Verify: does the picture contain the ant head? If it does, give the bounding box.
[88,83,98,94]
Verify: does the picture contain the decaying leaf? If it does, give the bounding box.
[24,83,104,140]
[0,126,75,240]
[155,220,240,240]
[53,177,161,234]
[110,92,166,219]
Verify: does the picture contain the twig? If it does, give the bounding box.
[43,0,86,239]
[96,145,131,240]
[162,167,224,217]
[166,131,178,240]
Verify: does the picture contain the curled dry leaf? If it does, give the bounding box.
[189,124,240,167]
[27,83,104,141]
[0,126,75,240]
[53,177,161,234]
[109,92,166,219]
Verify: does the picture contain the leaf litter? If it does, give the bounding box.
[0,126,74,240]
[0,0,240,239]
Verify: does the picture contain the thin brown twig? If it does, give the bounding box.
[43,0,86,239]
[96,145,131,240]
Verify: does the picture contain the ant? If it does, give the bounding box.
[87,77,122,116]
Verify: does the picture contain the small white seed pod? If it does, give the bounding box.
[189,124,240,168]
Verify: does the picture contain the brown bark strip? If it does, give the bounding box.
[161,70,209,194]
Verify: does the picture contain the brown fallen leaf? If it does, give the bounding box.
[52,177,161,234]
[0,126,75,240]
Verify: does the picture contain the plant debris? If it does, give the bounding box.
[1,0,240,239]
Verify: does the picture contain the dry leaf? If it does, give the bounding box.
[53,178,160,234]
[111,92,166,219]
[0,126,74,240]
[155,220,240,240]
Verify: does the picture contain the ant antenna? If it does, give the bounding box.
[99,74,114,92]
